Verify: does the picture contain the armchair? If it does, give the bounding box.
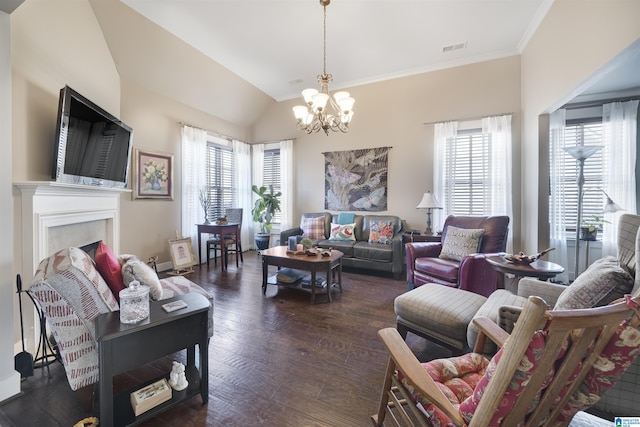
[372,294,639,427]
[405,215,509,297]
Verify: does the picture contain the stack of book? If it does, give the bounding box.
[301,275,328,289]
[130,378,172,417]
[276,268,306,283]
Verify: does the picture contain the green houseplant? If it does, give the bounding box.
[251,184,282,250]
[580,215,610,241]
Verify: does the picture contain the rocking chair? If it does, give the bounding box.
[371,294,640,426]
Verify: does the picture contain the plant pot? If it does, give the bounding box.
[255,233,271,250]
[580,226,598,241]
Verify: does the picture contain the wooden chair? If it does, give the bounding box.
[207,208,243,268]
[371,294,640,427]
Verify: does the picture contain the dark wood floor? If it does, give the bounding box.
[0,251,450,427]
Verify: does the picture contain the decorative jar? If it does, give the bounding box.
[119,280,149,324]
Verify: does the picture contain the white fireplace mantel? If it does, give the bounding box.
[14,181,130,275]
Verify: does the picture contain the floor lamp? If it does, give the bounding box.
[416,191,442,235]
[563,145,622,280]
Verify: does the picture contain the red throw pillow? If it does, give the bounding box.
[94,241,126,301]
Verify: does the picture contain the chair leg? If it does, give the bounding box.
[238,243,243,262]
[396,322,409,340]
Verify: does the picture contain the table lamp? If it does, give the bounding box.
[416,191,442,235]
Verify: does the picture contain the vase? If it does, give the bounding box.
[151,178,161,191]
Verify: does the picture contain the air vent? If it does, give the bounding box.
[442,42,467,53]
[289,79,304,85]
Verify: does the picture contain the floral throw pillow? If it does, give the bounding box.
[329,223,356,241]
[368,220,394,245]
[301,216,326,240]
[439,226,484,261]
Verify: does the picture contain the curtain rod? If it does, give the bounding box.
[562,96,640,110]
[178,122,233,142]
[423,112,514,126]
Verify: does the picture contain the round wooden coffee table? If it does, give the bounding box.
[485,255,564,289]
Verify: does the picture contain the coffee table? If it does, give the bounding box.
[95,293,210,427]
[486,255,565,289]
[260,246,343,304]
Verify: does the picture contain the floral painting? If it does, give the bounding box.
[133,148,173,199]
[324,147,389,211]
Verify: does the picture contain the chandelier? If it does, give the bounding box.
[292,0,355,136]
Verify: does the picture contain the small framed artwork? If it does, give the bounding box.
[133,148,174,200]
[168,237,197,273]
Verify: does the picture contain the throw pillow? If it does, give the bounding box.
[301,216,326,240]
[329,223,356,241]
[118,254,163,300]
[439,226,484,261]
[554,256,634,310]
[368,220,394,245]
[94,241,126,302]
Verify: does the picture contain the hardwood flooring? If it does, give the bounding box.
[0,251,450,427]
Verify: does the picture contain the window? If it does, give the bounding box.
[205,137,236,219]
[442,129,492,216]
[552,119,605,232]
[262,148,281,224]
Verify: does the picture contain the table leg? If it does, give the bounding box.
[337,261,343,293]
[325,267,332,303]
[262,256,268,295]
[198,231,202,266]
[199,337,208,404]
[99,341,114,427]
[310,270,317,304]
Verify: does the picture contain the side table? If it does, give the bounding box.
[96,293,210,427]
[485,255,565,289]
[402,234,441,244]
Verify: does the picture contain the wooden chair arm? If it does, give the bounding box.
[471,317,510,353]
[378,328,466,426]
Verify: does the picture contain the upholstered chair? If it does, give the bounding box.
[405,215,510,297]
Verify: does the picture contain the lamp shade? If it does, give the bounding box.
[416,191,442,209]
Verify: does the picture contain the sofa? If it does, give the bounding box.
[280,212,406,279]
[27,243,213,395]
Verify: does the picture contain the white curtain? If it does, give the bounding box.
[181,125,208,258]
[433,121,458,230]
[279,139,294,231]
[548,109,569,284]
[251,144,265,249]
[233,139,252,252]
[602,100,639,256]
[482,114,513,253]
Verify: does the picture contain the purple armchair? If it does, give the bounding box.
[405,215,510,297]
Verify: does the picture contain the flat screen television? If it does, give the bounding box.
[51,85,133,189]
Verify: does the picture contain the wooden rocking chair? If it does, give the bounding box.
[371,294,640,427]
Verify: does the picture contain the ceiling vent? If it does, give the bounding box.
[442,42,467,53]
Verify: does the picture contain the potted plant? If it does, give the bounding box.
[251,184,282,250]
[580,215,610,241]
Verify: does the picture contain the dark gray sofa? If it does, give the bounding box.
[280,212,406,279]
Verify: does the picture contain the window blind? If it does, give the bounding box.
[263,148,281,224]
[205,141,236,219]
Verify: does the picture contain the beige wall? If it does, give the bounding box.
[520,0,640,253]
[119,81,247,263]
[252,56,522,244]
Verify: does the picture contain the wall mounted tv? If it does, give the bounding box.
[51,85,133,189]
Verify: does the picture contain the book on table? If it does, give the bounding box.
[301,275,327,289]
[130,378,172,416]
[275,268,306,283]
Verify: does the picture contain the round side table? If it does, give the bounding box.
[485,255,565,289]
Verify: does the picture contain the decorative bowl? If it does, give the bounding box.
[503,248,555,265]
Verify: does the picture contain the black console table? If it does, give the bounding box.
[96,293,210,427]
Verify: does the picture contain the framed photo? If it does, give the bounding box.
[168,237,197,272]
[133,148,173,200]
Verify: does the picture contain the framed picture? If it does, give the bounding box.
[133,148,174,200]
[168,237,197,272]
